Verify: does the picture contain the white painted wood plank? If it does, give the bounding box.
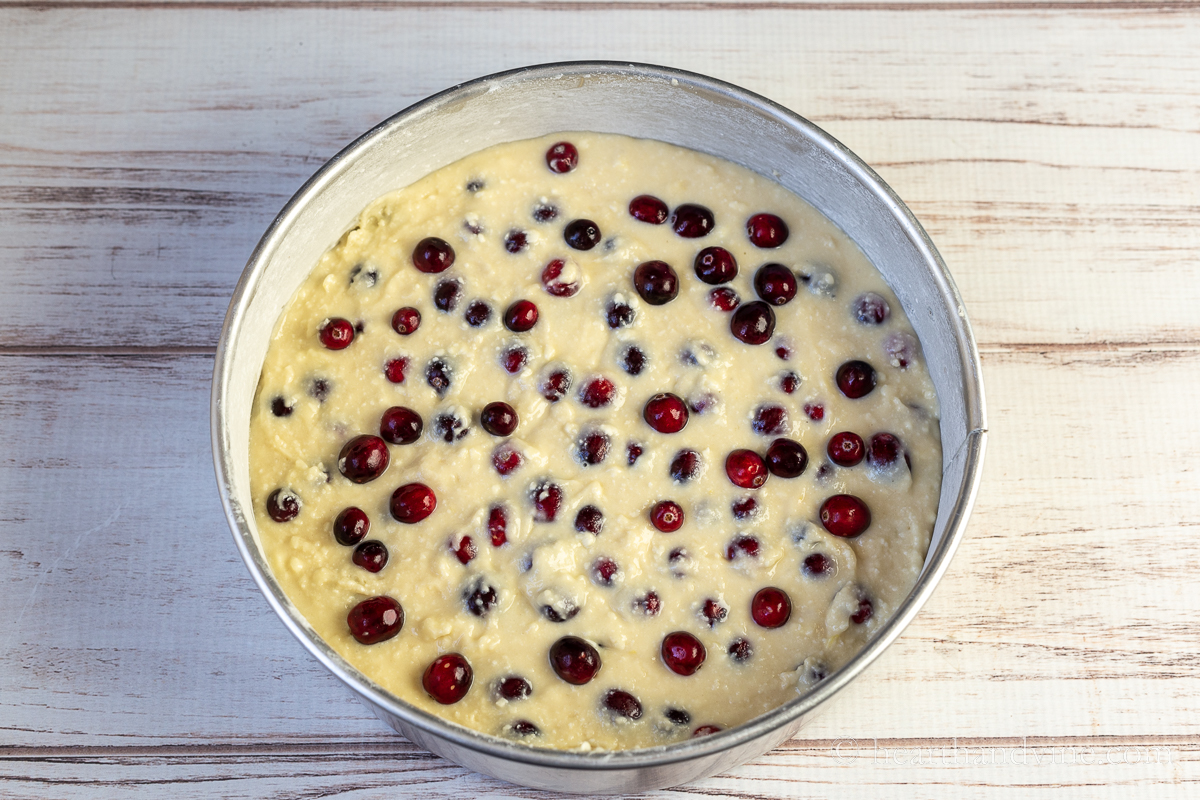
[1,7,1197,348]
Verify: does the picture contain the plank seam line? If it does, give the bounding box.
[2,1,1198,12]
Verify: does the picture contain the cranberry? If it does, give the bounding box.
[725,449,768,489]
[688,393,719,415]
[643,393,688,433]
[820,494,872,537]
[775,343,792,361]
[726,535,760,561]
[592,557,619,586]
[701,598,728,627]
[466,179,484,192]
[649,500,684,533]
[746,213,789,248]
[751,404,789,436]
[620,344,647,376]
[754,263,797,306]
[505,299,539,332]
[605,300,636,329]
[353,540,388,573]
[504,230,528,254]
[546,141,578,173]
[851,596,875,625]
[626,441,645,466]
[803,553,834,577]
[603,690,643,720]
[629,194,669,224]
[433,278,462,313]
[549,636,601,685]
[270,396,293,417]
[390,482,436,524]
[500,345,528,375]
[266,488,299,522]
[780,371,800,394]
[349,265,377,288]
[480,402,518,437]
[730,301,776,345]
[669,448,702,483]
[836,360,877,399]
[728,638,753,663]
[868,432,903,469]
[828,431,865,466]
[668,547,690,575]
[665,708,691,726]
[564,219,602,250]
[492,444,523,476]
[541,259,580,297]
[531,481,563,522]
[462,300,490,327]
[694,246,738,285]
[854,292,890,325]
[383,357,409,384]
[731,496,758,520]
[508,720,539,737]
[432,412,468,443]
[333,507,370,546]
[883,331,919,369]
[545,601,580,626]
[486,505,509,547]
[752,587,792,628]
[375,407,420,446]
[423,653,472,704]
[692,725,722,738]
[580,376,617,408]
[453,535,477,565]
[497,676,532,700]
[661,632,706,676]
[319,318,355,350]
[575,505,605,534]
[765,438,808,478]
[533,203,558,223]
[635,592,662,616]
[425,357,452,396]
[392,307,421,335]
[632,260,679,305]
[671,204,714,238]
[578,429,611,466]
[464,219,483,235]
[413,237,455,274]
[347,596,403,645]
[709,287,740,311]
[463,579,497,617]
[540,368,571,402]
[338,435,390,484]
[804,402,825,422]
[309,378,331,402]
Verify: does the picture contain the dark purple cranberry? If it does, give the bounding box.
[592,557,619,586]
[541,259,580,297]
[353,540,388,573]
[632,260,679,305]
[488,505,508,546]
[333,507,370,546]
[701,598,728,627]
[665,708,691,726]
[423,653,472,704]
[425,357,452,396]
[836,360,877,399]
[309,378,331,402]
[728,638,753,663]
[504,230,528,254]
[508,720,540,737]
[854,292,891,325]
[765,438,808,478]
[671,204,714,238]
[531,481,563,522]
[644,393,688,433]
[432,412,468,443]
[349,265,378,288]
[266,488,299,522]
[820,494,872,538]
[731,496,758,520]
[635,591,662,616]
[384,357,409,384]
[776,343,792,361]
[453,535,477,565]
[319,318,355,350]
[492,444,523,476]
[694,246,738,285]
[578,430,611,466]
[661,632,706,676]
[851,596,875,625]
[504,299,539,332]
[780,371,800,394]
[605,300,636,329]
[626,441,645,466]
[828,431,865,466]
[501,345,529,375]
[497,676,532,700]
[464,300,492,327]
[480,402,519,437]
[580,376,617,408]
[338,435,390,484]
[693,725,723,738]
[465,580,498,617]
[726,535,760,561]
[752,404,789,436]
[465,179,484,192]
[564,219,602,250]
[575,505,605,535]
[433,279,463,313]
[380,406,423,445]
[730,301,776,345]
[392,306,421,335]
[803,553,834,577]
[549,636,601,685]
[868,432,903,469]
[709,287,740,311]
[804,402,825,422]
[412,237,455,274]
[533,203,558,223]
[347,596,403,644]
[464,219,484,235]
[746,213,789,248]
[390,482,436,524]
[754,263,797,306]
[629,194,669,224]
[725,449,768,489]
[668,547,690,574]
[543,600,580,623]
[620,344,647,376]
[271,396,293,417]
[546,141,578,173]
[883,331,919,369]
[540,368,572,402]
[650,500,684,533]
[688,393,719,415]
[669,449,702,483]
[603,690,643,720]
[752,587,792,628]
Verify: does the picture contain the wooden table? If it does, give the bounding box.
[2,2,1197,797]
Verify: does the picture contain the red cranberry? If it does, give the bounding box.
[701,598,728,627]
[820,494,872,537]
[754,263,797,306]
[492,444,523,476]
[798,404,823,424]
[775,343,792,361]
[353,540,389,573]
[731,496,758,520]
[549,636,601,685]
[266,488,299,522]
[319,318,355,350]
[836,360,877,399]
[338,435,390,484]
[765,438,808,478]
[464,300,492,327]
[626,441,645,466]
[635,591,662,616]
[671,204,714,238]
[541,368,572,402]
[629,194,669,224]
[580,376,617,408]
[883,331,919,369]
[751,587,792,628]
[693,725,723,738]
[504,299,539,332]
[464,219,484,235]
[432,412,468,443]
[709,287,740,311]
[480,402,518,437]
[533,203,558,222]
[546,141,578,173]
[333,507,370,546]
[453,535,477,565]
[725,449,768,489]
[726,535,760,561]
[868,432,903,469]
[383,357,409,384]
[780,371,800,394]
[803,553,834,577]
[504,230,528,254]
[488,505,508,547]
[425,357,452,396]
[620,344,647,376]
[501,345,529,374]
[378,406,422,445]
[564,219,601,250]
[661,632,706,676]
[644,393,689,433]
[669,448,702,483]
[270,396,293,417]
[728,638,753,663]
[541,259,580,297]
[605,300,635,329]
[603,690,643,720]
[592,557,619,586]
[632,260,679,305]
[390,482,436,523]
[578,429,611,466]
[497,676,532,700]
[751,404,789,436]
[664,708,691,726]
[828,431,865,466]
[851,596,875,625]
[650,500,684,532]
[433,278,462,313]
[423,653,473,704]
[347,596,403,645]
[854,292,890,325]
[392,306,421,335]
[746,213,789,248]
[531,481,563,522]
[730,301,776,345]
[575,505,605,534]
[694,246,738,285]
[412,237,455,274]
